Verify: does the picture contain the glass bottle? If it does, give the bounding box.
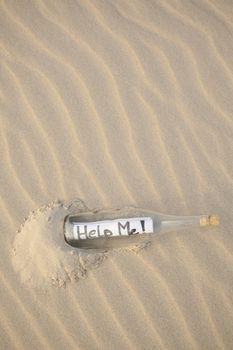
[63,207,219,250]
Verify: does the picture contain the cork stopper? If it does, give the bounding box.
[200,215,220,227]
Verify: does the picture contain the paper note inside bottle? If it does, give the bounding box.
[72,217,153,240]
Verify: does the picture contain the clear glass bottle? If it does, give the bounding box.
[63,207,219,250]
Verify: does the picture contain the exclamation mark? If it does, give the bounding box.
[140,220,145,232]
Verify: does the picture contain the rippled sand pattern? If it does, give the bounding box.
[1,0,233,349]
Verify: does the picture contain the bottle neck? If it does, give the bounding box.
[158,214,219,234]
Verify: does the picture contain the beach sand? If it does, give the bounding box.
[1,0,233,349]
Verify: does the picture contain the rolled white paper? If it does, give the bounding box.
[72,217,153,240]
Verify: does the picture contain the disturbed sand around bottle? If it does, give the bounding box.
[1,1,233,349]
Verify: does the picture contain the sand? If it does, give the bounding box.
[1,0,233,349]
[11,200,105,288]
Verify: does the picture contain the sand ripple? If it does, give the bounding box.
[0,0,233,349]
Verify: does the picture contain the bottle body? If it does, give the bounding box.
[63,207,219,250]
[64,207,156,249]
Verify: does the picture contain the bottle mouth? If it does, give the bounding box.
[200,215,220,226]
